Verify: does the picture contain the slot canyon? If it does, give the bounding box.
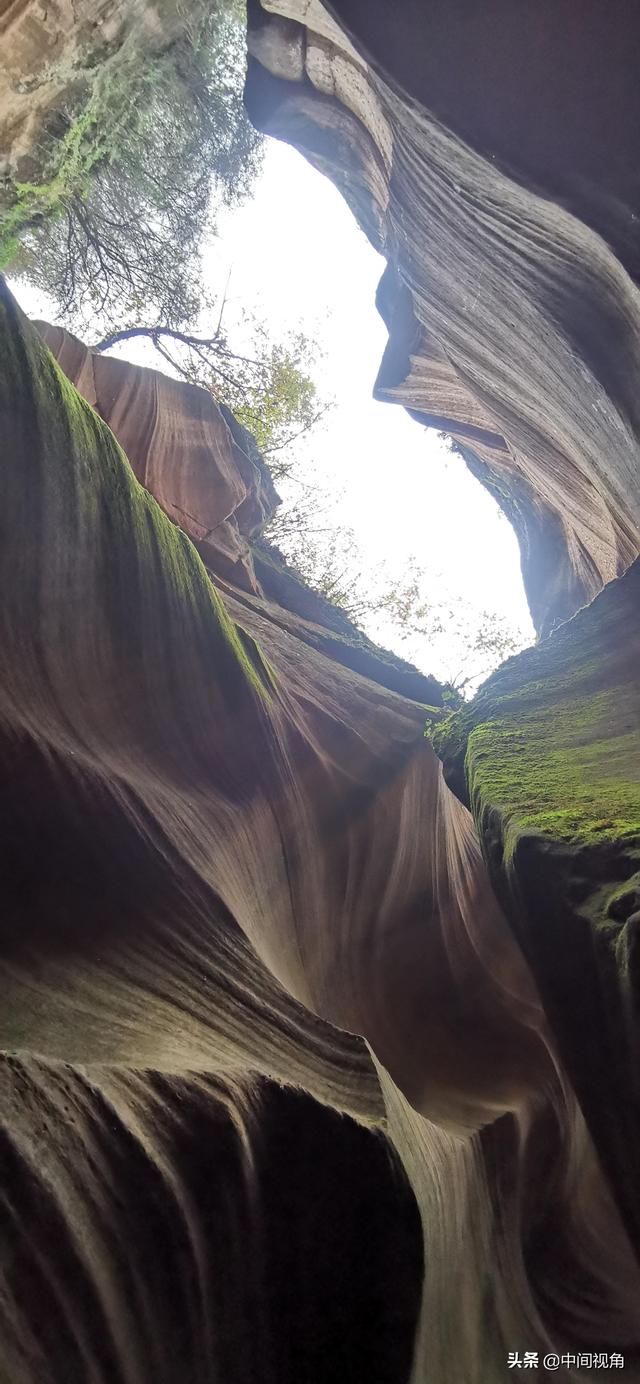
[0,1,639,1380]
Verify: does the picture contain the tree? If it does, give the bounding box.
[11,2,263,338]
[218,328,329,460]
[7,0,524,696]
[262,479,363,608]
[7,0,339,525]
[263,488,527,696]
[93,312,333,465]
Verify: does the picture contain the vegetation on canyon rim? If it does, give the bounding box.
[1,280,279,714]
[2,0,319,446]
[3,0,524,693]
[433,570,640,854]
[1,0,261,314]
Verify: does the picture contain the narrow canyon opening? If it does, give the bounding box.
[1,3,639,1383]
[12,133,534,700]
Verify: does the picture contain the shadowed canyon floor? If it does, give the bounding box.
[2,1,640,1381]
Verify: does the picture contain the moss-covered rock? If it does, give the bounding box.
[435,563,640,1246]
[436,562,639,852]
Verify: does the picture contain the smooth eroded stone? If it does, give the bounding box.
[436,559,640,1245]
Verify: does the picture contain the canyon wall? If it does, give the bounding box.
[0,0,201,191]
[1,2,640,1382]
[246,0,640,638]
[243,1,640,1375]
[1,275,638,1380]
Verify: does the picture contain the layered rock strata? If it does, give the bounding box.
[3,280,639,1380]
[2,1,640,1377]
[245,0,640,637]
[244,3,640,1376]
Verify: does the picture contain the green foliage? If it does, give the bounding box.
[0,279,277,712]
[264,484,362,609]
[1,93,116,267]
[264,501,526,696]
[2,0,326,459]
[424,685,462,744]
[94,316,329,465]
[209,330,325,458]
[6,2,263,335]
[433,566,640,856]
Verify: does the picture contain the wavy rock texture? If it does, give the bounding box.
[243,2,640,1376]
[1,272,634,1384]
[0,1058,423,1384]
[2,265,640,1383]
[35,321,280,593]
[36,320,443,705]
[245,0,640,637]
[2,285,547,1124]
[2,7,640,1374]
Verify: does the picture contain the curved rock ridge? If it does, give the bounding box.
[36,319,444,706]
[2,3,640,1379]
[2,285,548,1129]
[2,282,640,1381]
[245,0,640,636]
[35,320,280,593]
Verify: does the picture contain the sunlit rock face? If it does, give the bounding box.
[2,288,544,1127]
[36,321,280,592]
[2,275,640,1382]
[246,0,640,638]
[36,319,442,704]
[244,4,640,1377]
[2,5,640,1378]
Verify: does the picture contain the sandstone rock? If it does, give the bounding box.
[244,4,640,1377]
[3,285,540,1135]
[246,0,640,637]
[0,1058,422,1384]
[36,320,277,592]
[3,280,633,1381]
[436,558,640,1249]
[3,0,640,1377]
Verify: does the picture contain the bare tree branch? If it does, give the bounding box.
[261,402,332,455]
[92,325,223,354]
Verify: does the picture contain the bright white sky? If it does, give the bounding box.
[12,137,534,687]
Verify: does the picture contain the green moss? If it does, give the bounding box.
[1,107,100,266]
[436,567,640,862]
[0,280,276,715]
[0,39,177,267]
[603,873,640,921]
[466,686,640,857]
[433,565,640,1203]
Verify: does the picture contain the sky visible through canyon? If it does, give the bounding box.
[13,137,534,686]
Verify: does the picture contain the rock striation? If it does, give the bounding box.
[1,2,640,1382]
[245,0,640,638]
[2,263,640,1380]
[36,320,280,593]
[244,2,640,1377]
[36,318,442,705]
